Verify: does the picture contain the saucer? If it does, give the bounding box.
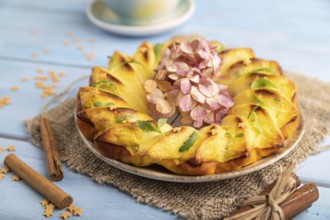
[86,0,195,36]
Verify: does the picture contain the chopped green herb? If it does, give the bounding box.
[115,116,130,124]
[179,131,199,152]
[253,94,265,106]
[105,102,114,107]
[251,112,262,133]
[216,44,225,53]
[225,132,232,138]
[93,102,102,107]
[249,67,279,75]
[247,105,260,119]
[251,78,277,90]
[135,121,161,133]
[235,133,244,138]
[157,118,168,128]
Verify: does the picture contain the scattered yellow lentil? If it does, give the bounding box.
[12,175,21,181]
[0,173,4,180]
[35,76,48,81]
[11,86,20,91]
[49,71,60,82]
[73,208,84,216]
[44,208,53,218]
[0,166,10,173]
[77,45,84,50]
[0,146,4,152]
[59,72,65,77]
[36,68,43,73]
[7,146,16,152]
[43,49,49,54]
[63,41,69,46]
[67,32,74,37]
[22,76,30,82]
[36,81,44,88]
[67,204,77,212]
[40,200,50,207]
[1,96,11,105]
[43,86,56,95]
[52,84,59,88]
[3,96,11,105]
[45,203,55,210]
[31,52,39,57]
[60,211,71,220]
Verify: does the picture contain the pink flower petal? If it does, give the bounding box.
[211,51,221,68]
[168,73,179,80]
[198,59,208,69]
[218,84,228,91]
[217,94,234,108]
[191,39,202,53]
[206,97,221,110]
[167,89,181,105]
[179,94,195,112]
[208,78,220,94]
[146,88,165,104]
[180,78,192,94]
[190,86,206,103]
[214,111,222,124]
[156,99,174,115]
[180,41,193,54]
[175,62,190,76]
[193,119,204,128]
[190,74,200,83]
[190,105,206,121]
[191,67,201,75]
[198,83,212,97]
[204,111,215,124]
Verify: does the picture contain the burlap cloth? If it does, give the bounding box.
[26,72,330,220]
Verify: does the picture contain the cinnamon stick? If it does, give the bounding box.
[281,183,319,220]
[229,173,301,217]
[39,116,63,181]
[4,154,73,209]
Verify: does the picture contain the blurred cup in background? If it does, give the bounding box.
[102,0,180,25]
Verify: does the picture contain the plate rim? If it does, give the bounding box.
[75,112,305,183]
[86,0,196,36]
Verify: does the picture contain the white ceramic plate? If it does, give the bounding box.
[86,0,195,36]
[75,114,305,183]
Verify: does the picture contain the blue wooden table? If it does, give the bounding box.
[1,0,330,219]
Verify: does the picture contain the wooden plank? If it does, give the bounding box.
[297,136,330,188]
[0,59,89,139]
[0,137,177,219]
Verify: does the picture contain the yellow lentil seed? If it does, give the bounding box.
[11,86,20,91]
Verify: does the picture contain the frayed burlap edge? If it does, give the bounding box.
[26,72,330,220]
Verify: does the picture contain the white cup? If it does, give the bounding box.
[103,0,180,25]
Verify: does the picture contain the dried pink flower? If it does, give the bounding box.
[144,38,234,128]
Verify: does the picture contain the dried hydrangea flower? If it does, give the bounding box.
[144,38,234,128]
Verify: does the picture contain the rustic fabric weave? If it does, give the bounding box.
[26,72,330,219]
